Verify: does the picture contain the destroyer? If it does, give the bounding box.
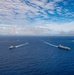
[9,46,16,49]
[58,44,70,50]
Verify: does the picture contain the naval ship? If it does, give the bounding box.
[9,46,16,49]
[58,44,70,50]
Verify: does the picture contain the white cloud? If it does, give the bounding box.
[47,21,74,31]
[48,10,55,14]
[0,0,39,20]
[29,0,45,6]
[0,0,63,21]
[54,0,63,2]
[0,0,74,36]
[0,21,74,36]
[56,7,62,14]
[0,0,73,22]
[44,2,55,10]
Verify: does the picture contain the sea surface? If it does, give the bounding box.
[0,36,74,75]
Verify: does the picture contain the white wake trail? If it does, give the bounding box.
[15,42,28,48]
[40,40,58,48]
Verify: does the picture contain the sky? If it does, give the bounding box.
[0,0,74,36]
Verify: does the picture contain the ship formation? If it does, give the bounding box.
[9,41,71,50]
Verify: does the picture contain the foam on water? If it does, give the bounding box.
[15,42,28,48]
[40,40,58,47]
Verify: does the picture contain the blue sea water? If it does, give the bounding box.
[0,36,74,75]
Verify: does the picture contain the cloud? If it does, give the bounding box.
[0,0,74,36]
[0,0,70,23]
[59,30,74,36]
[0,21,74,36]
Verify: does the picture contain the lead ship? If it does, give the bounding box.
[58,44,70,50]
[9,46,16,49]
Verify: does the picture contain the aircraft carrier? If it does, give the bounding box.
[58,44,70,50]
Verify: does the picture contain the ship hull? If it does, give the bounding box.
[9,46,16,49]
[58,46,70,50]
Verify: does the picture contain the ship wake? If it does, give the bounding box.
[15,42,28,48]
[40,40,58,48]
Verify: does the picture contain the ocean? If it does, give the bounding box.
[0,36,74,75]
